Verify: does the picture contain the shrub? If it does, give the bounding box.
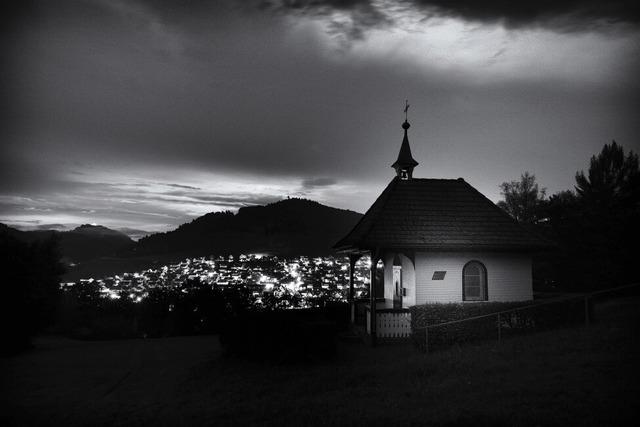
[410,299,587,351]
[220,304,349,362]
[410,302,529,329]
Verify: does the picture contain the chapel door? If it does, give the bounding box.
[393,265,402,308]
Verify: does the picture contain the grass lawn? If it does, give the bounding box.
[1,298,639,426]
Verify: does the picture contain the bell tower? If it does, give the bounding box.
[391,101,419,180]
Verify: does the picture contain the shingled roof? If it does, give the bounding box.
[334,177,550,252]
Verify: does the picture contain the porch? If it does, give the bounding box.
[345,249,415,345]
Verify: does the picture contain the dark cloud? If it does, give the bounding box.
[301,177,338,188]
[270,0,391,41]
[151,191,283,208]
[416,0,640,31]
[268,0,640,32]
[163,183,202,190]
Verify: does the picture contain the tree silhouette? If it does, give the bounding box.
[1,231,64,353]
[497,171,547,224]
[537,141,639,290]
[575,140,639,209]
[573,141,639,288]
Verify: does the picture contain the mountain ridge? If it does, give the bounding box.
[133,197,363,257]
[2,198,363,279]
[0,223,134,263]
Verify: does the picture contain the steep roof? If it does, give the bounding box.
[334,177,550,252]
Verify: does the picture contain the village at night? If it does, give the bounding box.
[62,254,372,309]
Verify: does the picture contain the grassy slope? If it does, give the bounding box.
[1,299,639,426]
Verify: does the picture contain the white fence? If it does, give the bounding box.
[366,309,412,339]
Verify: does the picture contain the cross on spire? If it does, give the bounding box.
[404,100,410,121]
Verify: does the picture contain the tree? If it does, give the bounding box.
[575,140,640,209]
[1,231,64,353]
[573,141,639,288]
[539,142,640,291]
[497,172,547,224]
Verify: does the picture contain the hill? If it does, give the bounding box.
[133,198,363,257]
[3,198,363,279]
[0,223,134,263]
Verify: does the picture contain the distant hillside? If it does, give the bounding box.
[2,199,363,279]
[0,224,134,263]
[133,198,363,257]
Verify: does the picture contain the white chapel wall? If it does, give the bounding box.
[414,252,532,304]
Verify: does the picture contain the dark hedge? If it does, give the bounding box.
[410,299,588,351]
[219,302,349,363]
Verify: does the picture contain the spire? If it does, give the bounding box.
[391,101,418,180]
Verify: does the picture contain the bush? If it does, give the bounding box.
[410,300,588,351]
[410,301,529,328]
[220,304,349,362]
[55,281,253,340]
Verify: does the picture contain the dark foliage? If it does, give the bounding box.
[410,301,530,327]
[57,279,254,340]
[410,299,587,352]
[219,302,349,362]
[0,229,64,354]
[536,141,640,290]
[575,141,640,205]
[500,142,639,291]
[410,302,526,351]
[497,171,546,224]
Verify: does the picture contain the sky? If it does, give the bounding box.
[2,0,639,238]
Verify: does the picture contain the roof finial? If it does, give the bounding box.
[404,99,410,122]
[402,100,410,130]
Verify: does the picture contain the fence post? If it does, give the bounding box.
[584,297,590,327]
[497,313,501,342]
[425,326,429,354]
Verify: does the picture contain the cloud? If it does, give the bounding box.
[36,223,68,231]
[268,0,392,43]
[162,183,202,190]
[0,172,292,232]
[301,177,338,188]
[117,227,154,240]
[267,0,639,34]
[414,0,640,31]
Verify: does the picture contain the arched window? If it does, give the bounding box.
[463,261,487,301]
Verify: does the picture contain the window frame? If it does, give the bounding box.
[462,260,488,302]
